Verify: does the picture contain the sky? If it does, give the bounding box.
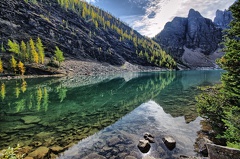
[86,0,235,37]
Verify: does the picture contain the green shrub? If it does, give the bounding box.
[0,144,24,159]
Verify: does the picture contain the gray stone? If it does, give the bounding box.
[145,136,155,143]
[207,143,240,159]
[143,155,157,159]
[118,152,128,158]
[107,136,121,146]
[144,132,154,139]
[102,146,112,152]
[137,139,151,153]
[125,156,137,159]
[144,132,155,143]
[196,137,213,156]
[178,155,205,159]
[82,153,106,159]
[162,136,176,150]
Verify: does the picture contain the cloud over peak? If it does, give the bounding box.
[87,0,235,37]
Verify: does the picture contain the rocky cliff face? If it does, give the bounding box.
[214,9,233,29]
[0,0,165,70]
[154,9,224,68]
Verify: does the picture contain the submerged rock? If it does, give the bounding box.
[124,156,137,159]
[50,145,64,153]
[82,153,106,159]
[28,146,49,159]
[13,124,35,130]
[36,132,54,139]
[162,136,176,150]
[21,116,41,124]
[142,155,157,159]
[107,136,121,146]
[137,139,151,153]
[31,141,42,147]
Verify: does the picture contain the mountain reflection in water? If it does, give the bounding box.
[0,70,222,158]
[58,101,202,159]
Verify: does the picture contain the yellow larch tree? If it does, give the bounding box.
[0,58,3,73]
[18,61,25,75]
[29,38,39,63]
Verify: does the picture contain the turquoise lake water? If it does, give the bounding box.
[0,70,223,158]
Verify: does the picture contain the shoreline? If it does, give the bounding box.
[0,60,168,80]
[0,59,222,80]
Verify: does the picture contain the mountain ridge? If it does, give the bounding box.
[0,0,176,76]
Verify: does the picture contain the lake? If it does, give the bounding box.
[0,70,223,158]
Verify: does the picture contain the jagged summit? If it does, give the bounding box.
[188,9,202,18]
[214,9,233,29]
[154,8,224,69]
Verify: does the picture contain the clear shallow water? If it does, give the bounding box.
[0,70,223,158]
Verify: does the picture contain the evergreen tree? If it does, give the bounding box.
[218,0,240,148]
[26,42,31,61]
[10,56,17,73]
[20,41,27,60]
[29,38,39,63]
[36,37,45,64]
[197,0,240,149]
[54,46,65,66]
[8,40,20,54]
[219,0,240,105]
[1,42,5,52]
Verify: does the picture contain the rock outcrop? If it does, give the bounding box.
[214,10,233,29]
[154,9,226,68]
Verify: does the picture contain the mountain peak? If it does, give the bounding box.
[154,8,223,69]
[214,9,232,29]
[188,8,202,18]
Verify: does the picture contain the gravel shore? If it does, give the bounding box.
[0,59,167,80]
[58,59,167,76]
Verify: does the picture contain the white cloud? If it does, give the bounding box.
[128,0,235,37]
[85,0,97,3]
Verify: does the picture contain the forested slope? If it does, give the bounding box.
[0,0,176,75]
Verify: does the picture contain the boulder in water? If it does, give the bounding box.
[137,139,151,153]
[162,136,176,150]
